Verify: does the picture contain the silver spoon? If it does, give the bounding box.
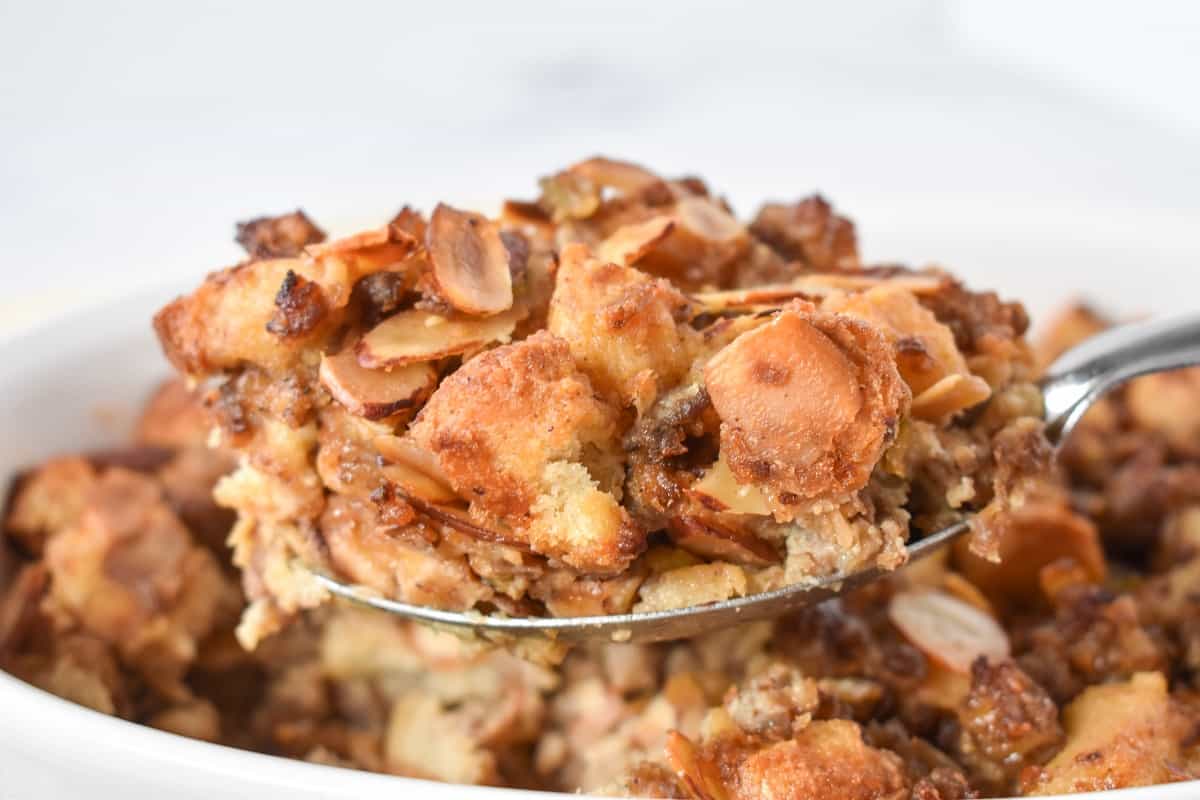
[313,313,1200,644]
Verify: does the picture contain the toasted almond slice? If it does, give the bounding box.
[667,515,781,568]
[689,455,771,516]
[675,196,743,242]
[396,489,531,551]
[823,284,970,395]
[388,206,428,240]
[940,572,995,615]
[596,216,676,266]
[954,501,1106,608]
[356,306,522,368]
[302,225,421,308]
[693,274,947,315]
[795,272,947,295]
[570,156,663,194]
[692,285,821,313]
[888,589,1010,674]
[500,199,553,229]
[427,203,514,315]
[704,305,907,507]
[911,373,992,422]
[665,731,730,800]
[374,435,458,503]
[381,461,460,507]
[319,351,436,421]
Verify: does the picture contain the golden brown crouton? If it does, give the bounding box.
[1024,672,1190,794]
[154,259,313,376]
[823,286,976,396]
[704,303,909,516]
[408,332,615,518]
[548,243,699,410]
[5,457,97,555]
[155,227,418,377]
[408,332,641,574]
[1125,368,1200,458]
[43,469,238,685]
[135,379,214,450]
[733,720,908,800]
[953,501,1105,612]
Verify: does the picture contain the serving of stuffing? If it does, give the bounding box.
[151,158,1047,650]
[2,159,1199,798]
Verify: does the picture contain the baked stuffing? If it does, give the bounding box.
[4,305,1200,796]
[151,158,1050,648]
[5,161,1199,797]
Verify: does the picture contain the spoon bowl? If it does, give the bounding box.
[313,313,1200,643]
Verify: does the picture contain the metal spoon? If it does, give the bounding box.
[313,313,1200,644]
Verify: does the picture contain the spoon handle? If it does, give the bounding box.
[1041,313,1200,443]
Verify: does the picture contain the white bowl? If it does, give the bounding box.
[0,266,1195,799]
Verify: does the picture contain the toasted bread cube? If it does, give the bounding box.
[1025,672,1186,795]
[549,244,698,411]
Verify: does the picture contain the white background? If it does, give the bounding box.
[1,0,1198,332]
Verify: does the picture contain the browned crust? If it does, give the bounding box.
[266,270,328,339]
[749,195,859,272]
[235,210,326,259]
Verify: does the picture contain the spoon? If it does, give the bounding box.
[312,313,1200,644]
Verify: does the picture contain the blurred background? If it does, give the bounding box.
[1,0,1197,332]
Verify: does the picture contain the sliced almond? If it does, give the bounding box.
[940,572,995,616]
[823,284,970,395]
[596,216,676,266]
[500,199,553,229]
[570,156,663,195]
[693,274,947,315]
[692,285,820,313]
[795,272,947,295]
[888,589,1010,674]
[667,515,780,568]
[953,501,1106,608]
[388,206,428,240]
[704,305,907,507]
[598,196,747,290]
[911,373,992,422]
[397,489,530,551]
[319,351,436,420]
[374,435,458,504]
[356,306,522,368]
[689,455,771,516]
[427,203,513,315]
[675,196,743,242]
[665,731,729,800]
[303,225,420,306]
[381,461,460,507]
